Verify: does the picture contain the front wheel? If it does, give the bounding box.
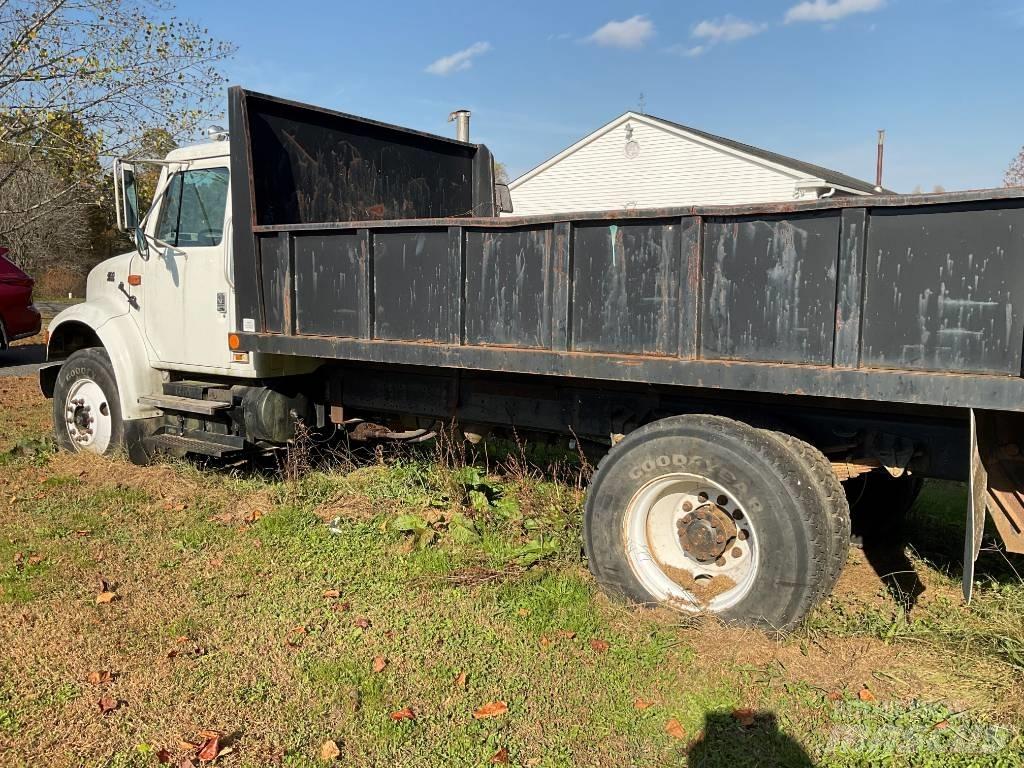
[584,415,836,629]
[52,348,125,456]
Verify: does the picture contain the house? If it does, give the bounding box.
[507,112,881,216]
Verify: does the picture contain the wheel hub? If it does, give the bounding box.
[63,379,112,453]
[677,503,737,563]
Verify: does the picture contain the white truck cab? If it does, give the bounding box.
[41,136,314,459]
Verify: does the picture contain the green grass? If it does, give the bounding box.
[1,415,1023,766]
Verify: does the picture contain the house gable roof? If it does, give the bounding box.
[510,112,885,196]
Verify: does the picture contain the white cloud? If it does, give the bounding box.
[692,16,766,43]
[668,15,764,56]
[784,0,885,24]
[587,15,655,49]
[425,42,492,76]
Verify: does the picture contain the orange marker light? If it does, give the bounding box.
[127,274,142,286]
[228,333,241,350]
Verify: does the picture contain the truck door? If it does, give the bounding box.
[142,164,231,368]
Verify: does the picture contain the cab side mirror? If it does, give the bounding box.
[494,183,514,214]
[114,159,140,232]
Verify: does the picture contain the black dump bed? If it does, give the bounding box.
[229,87,1024,413]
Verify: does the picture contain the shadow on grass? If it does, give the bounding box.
[861,480,1024,605]
[687,710,813,767]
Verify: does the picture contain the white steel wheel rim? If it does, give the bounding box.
[64,378,113,454]
[623,472,759,613]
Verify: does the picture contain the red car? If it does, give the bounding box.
[0,246,42,349]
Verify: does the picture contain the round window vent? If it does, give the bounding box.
[624,140,640,159]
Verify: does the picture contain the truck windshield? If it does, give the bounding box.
[155,167,229,248]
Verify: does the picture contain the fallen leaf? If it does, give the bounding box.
[156,748,171,764]
[334,600,352,613]
[858,688,876,702]
[633,697,655,710]
[208,557,223,569]
[27,554,42,566]
[197,731,221,762]
[665,719,686,739]
[97,696,118,714]
[390,706,415,721]
[589,638,610,653]
[95,591,117,604]
[353,617,371,630]
[557,630,576,640]
[473,701,509,720]
[86,670,113,685]
[453,671,467,689]
[319,739,341,761]
[827,690,843,702]
[490,746,509,764]
[12,552,22,565]
[538,636,551,648]
[323,589,341,599]
[178,760,197,768]
[732,708,756,727]
[933,720,949,730]
[372,656,387,673]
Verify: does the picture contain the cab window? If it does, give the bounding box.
[155,167,229,247]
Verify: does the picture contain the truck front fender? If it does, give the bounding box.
[44,300,161,421]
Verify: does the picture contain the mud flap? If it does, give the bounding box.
[963,409,987,602]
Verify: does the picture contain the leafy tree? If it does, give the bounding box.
[493,160,510,185]
[0,0,234,271]
[1006,146,1024,187]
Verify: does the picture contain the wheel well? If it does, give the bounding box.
[47,321,102,361]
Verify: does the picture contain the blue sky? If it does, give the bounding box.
[178,0,1024,193]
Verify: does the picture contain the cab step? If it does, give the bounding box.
[138,394,231,416]
[144,429,247,458]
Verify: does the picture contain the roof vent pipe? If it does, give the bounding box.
[448,109,471,142]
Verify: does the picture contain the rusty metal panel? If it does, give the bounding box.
[373,231,453,342]
[551,222,572,352]
[701,212,841,364]
[294,232,363,337]
[464,227,552,349]
[242,91,480,226]
[257,234,289,334]
[834,209,867,368]
[862,202,1024,374]
[571,221,682,356]
[677,217,701,360]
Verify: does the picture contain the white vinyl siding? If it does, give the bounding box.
[509,116,810,216]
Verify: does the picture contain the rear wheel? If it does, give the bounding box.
[52,348,124,456]
[584,415,834,629]
[763,432,851,601]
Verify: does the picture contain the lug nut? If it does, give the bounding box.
[738,529,749,541]
[715,556,726,567]
[731,547,742,558]
[682,501,692,512]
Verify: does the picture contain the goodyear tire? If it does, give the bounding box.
[763,431,851,602]
[584,415,833,629]
[52,348,125,457]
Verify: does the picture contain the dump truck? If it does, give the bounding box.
[41,87,1024,629]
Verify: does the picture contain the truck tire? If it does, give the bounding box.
[52,348,125,457]
[584,415,833,629]
[762,431,851,602]
[845,471,924,545]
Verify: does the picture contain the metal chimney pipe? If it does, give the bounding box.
[875,129,886,190]
[448,109,471,142]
